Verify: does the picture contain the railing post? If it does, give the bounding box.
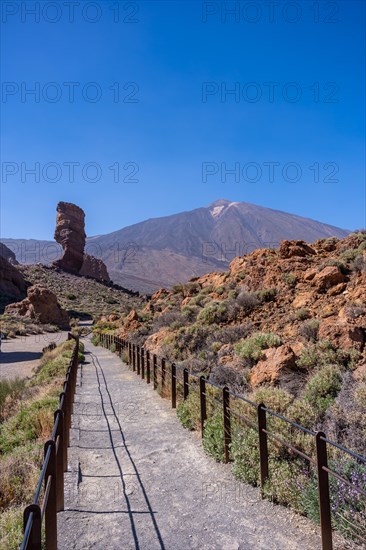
[59,392,67,470]
[44,440,57,550]
[171,363,177,409]
[137,345,141,375]
[257,403,269,492]
[183,368,189,400]
[54,410,64,512]
[23,504,42,550]
[141,348,145,379]
[146,350,151,384]
[153,354,157,390]
[199,376,207,439]
[223,386,231,464]
[128,342,132,366]
[132,344,136,371]
[161,358,166,395]
[315,432,333,550]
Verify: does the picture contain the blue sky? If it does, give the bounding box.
[1,0,365,238]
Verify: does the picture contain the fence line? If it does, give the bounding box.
[20,334,80,550]
[98,332,366,550]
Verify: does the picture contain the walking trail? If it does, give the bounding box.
[58,338,323,550]
[0,331,69,380]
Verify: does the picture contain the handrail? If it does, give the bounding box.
[97,331,366,550]
[20,334,80,550]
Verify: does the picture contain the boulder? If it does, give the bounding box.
[278,240,316,259]
[0,256,27,298]
[311,266,345,291]
[5,285,69,328]
[80,253,110,283]
[318,318,364,351]
[249,344,298,387]
[53,202,86,273]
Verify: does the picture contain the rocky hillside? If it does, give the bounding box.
[110,233,366,454]
[2,200,349,293]
[17,264,144,320]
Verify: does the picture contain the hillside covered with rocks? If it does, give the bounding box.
[105,232,366,456]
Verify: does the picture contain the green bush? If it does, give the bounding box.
[91,333,100,346]
[263,459,307,513]
[303,364,343,417]
[281,272,298,287]
[0,378,26,417]
[255,288,277,302]
[176,391,201,431]
[0,505,23,549]
[234,332,281,365]
[302,459,366,543]
[231,426,260,486]
[202,412,225,462]
[197,301,229,325]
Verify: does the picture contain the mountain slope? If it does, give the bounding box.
[2,200,349,293]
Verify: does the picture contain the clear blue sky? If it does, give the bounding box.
[1,0,365,239]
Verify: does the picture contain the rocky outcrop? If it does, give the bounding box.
[80,253,110,282]
[0,243,18,265]
[278,240,316,259]
[249,345,298,388]
[319,318,364,351]
[0,256,27,298]
[53,202,86,273]
[52,201,110,283]
[311,265,345,291]
[5,285,69,328]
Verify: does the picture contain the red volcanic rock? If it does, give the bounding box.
[53,202,86,273]
[319,319,364,351]
[5,285,69,328]
[278,240,316,259]
[249,344,298,387]
[311,266,345,291]
[0,256,27,297]
[80,254,110,283]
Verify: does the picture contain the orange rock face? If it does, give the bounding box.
[278,240,316,259]
[5,285,69,328]
[311,266,345,291]
[249,344,298,387]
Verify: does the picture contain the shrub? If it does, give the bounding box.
[281,272,298,287]
[231,426,260,486]
[202,412,225,462]
[263,459,307,513]
[234,332,281,366]
[351,254,366,273]
[302,459,366,543]
[227,291,259,319]
[255,288,277,302]
[297,341,359,371]
[0,378,26,419]
[176,391,201,431]
[197,301,229,325]
[293,308,310,321]
[91,333,100,346]
[0,506,23,549]
[303,364,343,417]
[299,319,319,342]
[153,309,186,331]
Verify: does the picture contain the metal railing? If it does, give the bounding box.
[98,332,366,550]
[20,334,80,550]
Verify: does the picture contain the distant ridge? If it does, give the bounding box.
[2,200,349,293]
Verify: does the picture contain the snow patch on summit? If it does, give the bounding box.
[210,205,225,218]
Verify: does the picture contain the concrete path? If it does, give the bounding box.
[57,339,326,550]
[0,331,69,380]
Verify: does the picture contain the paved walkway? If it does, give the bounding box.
[58,338,323,550]
[0,331,69,380]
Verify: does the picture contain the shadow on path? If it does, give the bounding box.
[89,351,166,550]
